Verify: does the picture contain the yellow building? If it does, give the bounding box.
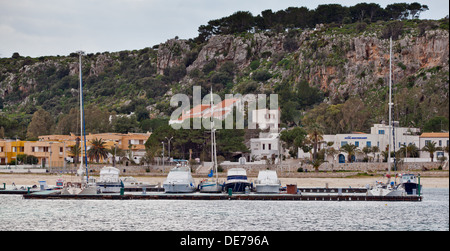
[0,140,25,165]
[0,132,151,166]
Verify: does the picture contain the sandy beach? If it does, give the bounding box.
[1,173,448,189]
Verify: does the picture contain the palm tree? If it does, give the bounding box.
[108,145,123,167]
[306,123,324,160]
[307,158,327,172]
[87,138,109,163]
[362,146,372,161]
[421,141,441,162]
[69,145,81,165]
[399,143,419,158]
[371,146,380,162]
[340,143,358,163]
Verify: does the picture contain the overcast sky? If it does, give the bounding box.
[1,0,448,58]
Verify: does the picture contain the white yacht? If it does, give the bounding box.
[255,170,281,194]
[96,167,123,193]
[368,174,404,197]
[223,168,252,193]
[163,163,196,193]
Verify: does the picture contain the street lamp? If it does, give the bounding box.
[165,137,173,162]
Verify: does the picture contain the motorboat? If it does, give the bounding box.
[96,166,123,193]
[121,176,156,189]
[163,162,196,193]
[368,174,403,197]
[399,173,422,195]
[223,168,252,193]
[255,170,281,194]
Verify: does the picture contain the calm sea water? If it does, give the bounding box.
[0,188,448,231]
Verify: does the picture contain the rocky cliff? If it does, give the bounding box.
[0,19,448,138]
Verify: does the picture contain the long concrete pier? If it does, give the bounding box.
[22,192,423,202]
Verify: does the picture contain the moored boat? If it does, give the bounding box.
[399,173,422,195]
[163,162,196,193]
[223,168,252,193]
[255,170,280,194]
[96,166,123,193]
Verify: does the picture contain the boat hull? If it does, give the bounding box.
[256,184,280,194]
[223,181,252,193]
[199,182,223,193]
[163,183,196,193]
[403,183,422,195]
[368,188,404,197]
[97,182,122,193]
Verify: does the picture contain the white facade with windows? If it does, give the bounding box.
[250,132,280,161]
[419,133,449,160]
[298,122,427,163]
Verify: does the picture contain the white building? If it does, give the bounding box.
[419,132,449,161]
[298,122,422,163]
[250,108,280,131]
[250,132,280,162]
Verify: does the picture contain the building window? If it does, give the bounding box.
[341,141,348,147]
[268,144,272,150]
[355,141,359,147]
[367,141,372,148]
[425,140,431,145]
[439,140,442,147]
[262,144,265,150]
[378,130,385,135]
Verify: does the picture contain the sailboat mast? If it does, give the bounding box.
[78,50,88,183]
[210,88,219,181]
[388,37,393,175]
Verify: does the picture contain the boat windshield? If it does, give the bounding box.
[227,175,247,181]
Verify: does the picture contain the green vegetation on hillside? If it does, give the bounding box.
[0,2,448,140]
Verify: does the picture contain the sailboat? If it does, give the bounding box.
[63,51,98,195]
[368,38,404,197]
[199,89,224,193]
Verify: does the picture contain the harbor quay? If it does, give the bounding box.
[22,190,423,202]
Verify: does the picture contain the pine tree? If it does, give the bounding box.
[26,109,54,139]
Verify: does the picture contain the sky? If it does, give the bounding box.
[1,0,449,58]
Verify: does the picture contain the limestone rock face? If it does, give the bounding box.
[156,39,191,75]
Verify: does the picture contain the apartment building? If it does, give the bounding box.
[0,132,151,166]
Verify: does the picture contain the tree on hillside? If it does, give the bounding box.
[423,116,449,132]
[26,109,54,139]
